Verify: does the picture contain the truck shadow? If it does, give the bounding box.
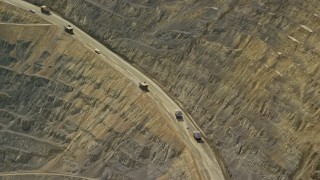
[176,116,184,122]
[139,87,149,92]
[42,12,51,16]
[196,139,205,143]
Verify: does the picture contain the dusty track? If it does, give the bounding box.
[0,172,97,179]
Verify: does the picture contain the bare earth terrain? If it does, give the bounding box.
[1,0,320,179]
[0,1,223,179]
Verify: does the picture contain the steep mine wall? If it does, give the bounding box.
[0,21,201,179]
[23,0,320,179]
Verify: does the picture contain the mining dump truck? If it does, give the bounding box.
[193,131,202,141]
[40,5,50,14]
[175,109,183,119]
[64,25,74,34]
[139,82,148,91]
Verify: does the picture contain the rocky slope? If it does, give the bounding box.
[0,6,203,179]
[23,0,320,179]
[0,1,46,24]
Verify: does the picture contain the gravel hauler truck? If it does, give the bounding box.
[40,5,50,14]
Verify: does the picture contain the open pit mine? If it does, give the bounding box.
[0,0,320,180]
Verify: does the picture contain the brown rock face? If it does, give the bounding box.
[0,1,46,23]
[23,0,320,179]
[0,4,202,179]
